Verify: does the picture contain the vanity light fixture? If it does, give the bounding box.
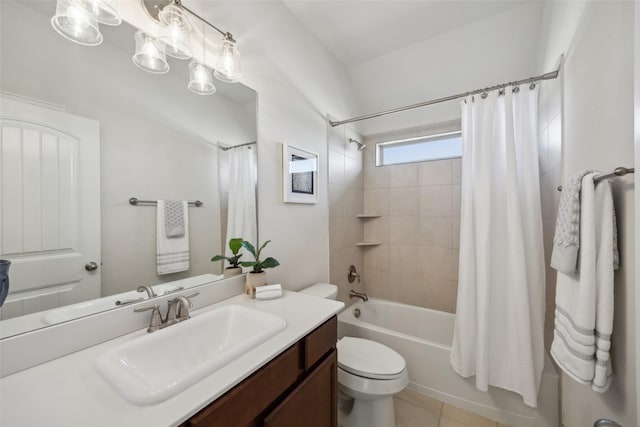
[52,0,242,88]
[157,3,192,59]
[188,23,216,95]
[51,0,104,46]
[132,31,170,74]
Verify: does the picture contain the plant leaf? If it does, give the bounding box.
[211,255,228,262]
[240,261,257,268]
[256,240,271,259]
[241,241,257,257]
[229,238,244,254]
[260,257,280,269]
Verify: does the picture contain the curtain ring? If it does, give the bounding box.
[512,86,520,93]
[498,88,505,96]
[481,92,488,99]
[529,82,536,90]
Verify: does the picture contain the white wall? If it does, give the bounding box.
[187,1,363,290]
[347,2,543,135]
[537,1,637,426]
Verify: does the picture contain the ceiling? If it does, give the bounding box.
[281,0,539,67]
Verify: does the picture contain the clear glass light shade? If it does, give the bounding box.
[132,31,169,74]
[71,0,121,26]
[188,60,216,95]
[51,0,103,46]
[158,4,192,59]
[214,37,241,83]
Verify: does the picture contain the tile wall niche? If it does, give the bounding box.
[538,75,563,350]
[327,122,365,304]
[361,122,461,313]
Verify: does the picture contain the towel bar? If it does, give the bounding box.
[557,167,634,191]
[129,198,203,207]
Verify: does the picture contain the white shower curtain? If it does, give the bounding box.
[224,146,257,258]
[450,88,546,408]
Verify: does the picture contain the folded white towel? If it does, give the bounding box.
[156,200,189,275]
[550,173,617,392]
[255,284,283,300]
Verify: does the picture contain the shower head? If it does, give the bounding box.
[348,138,366,151]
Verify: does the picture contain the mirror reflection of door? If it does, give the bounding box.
[0,95,101,320]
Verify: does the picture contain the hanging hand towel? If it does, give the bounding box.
[156,200,189,275]
[550,173,618,392]
[164,200,185,237]
[550,170,592,274]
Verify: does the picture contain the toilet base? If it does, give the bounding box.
[341,395,396,427]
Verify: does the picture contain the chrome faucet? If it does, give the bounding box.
[166,295,193,326]
[349,289,368,302]
[137,285,157,298]
[134,291,199,332]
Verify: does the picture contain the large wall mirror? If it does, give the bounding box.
[0,1,258,338]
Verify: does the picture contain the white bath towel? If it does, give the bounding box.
[550,173,617,392]
[156,200,189,275]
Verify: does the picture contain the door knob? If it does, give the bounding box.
[85,262,99,271]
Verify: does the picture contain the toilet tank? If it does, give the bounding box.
[299,283,337,300]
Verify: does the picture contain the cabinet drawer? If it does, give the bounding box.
[264,349,337,427]
[304,316,337,370]
[187,342,303,427]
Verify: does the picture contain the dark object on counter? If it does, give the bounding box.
[0,259,10,307]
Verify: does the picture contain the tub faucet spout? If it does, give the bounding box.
[349,289,368,302]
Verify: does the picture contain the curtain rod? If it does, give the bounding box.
[216,141,257,151]
[329,68,560,127]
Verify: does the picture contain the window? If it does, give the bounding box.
[376,130,462,166]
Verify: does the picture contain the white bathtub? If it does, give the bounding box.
[338,299,559,427]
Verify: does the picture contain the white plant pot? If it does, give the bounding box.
[245,271,267,298]
[223,267,243,278]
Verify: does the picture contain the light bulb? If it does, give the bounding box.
[188,60,216,95]
[158,4,192,59]
[51,0,103,46]
[133,31,169,74]
[214,36,241,83]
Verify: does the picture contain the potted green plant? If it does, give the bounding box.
[240,240,280,295]
[211,238,245,278]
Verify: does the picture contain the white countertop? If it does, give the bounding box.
[0,291,344,427]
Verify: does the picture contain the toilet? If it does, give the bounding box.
[299,284,409,427]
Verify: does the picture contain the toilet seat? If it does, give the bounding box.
[337,337,406,380]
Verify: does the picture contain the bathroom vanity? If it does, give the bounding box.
[0,284,343,426]
[183,316,337,427]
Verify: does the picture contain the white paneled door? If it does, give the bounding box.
[0,95,100,319]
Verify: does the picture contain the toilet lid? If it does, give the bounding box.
[337,337,406,380]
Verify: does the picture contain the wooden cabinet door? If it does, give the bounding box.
[264,349,337,427]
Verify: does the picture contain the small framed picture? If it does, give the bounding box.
[282,143,319,204]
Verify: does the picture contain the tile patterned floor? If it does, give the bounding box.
[394,389,510,427]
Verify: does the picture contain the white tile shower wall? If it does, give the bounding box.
[538,75,563,351]
[362,126,461,313]
[328,124,365,304]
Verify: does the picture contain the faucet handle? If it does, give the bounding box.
[184,291,200,301]
[162,286,185,295]
[134,304,163,332]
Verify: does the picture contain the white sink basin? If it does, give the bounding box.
[94,304,287,405]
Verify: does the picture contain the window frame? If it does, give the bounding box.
[375,129,462,167]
